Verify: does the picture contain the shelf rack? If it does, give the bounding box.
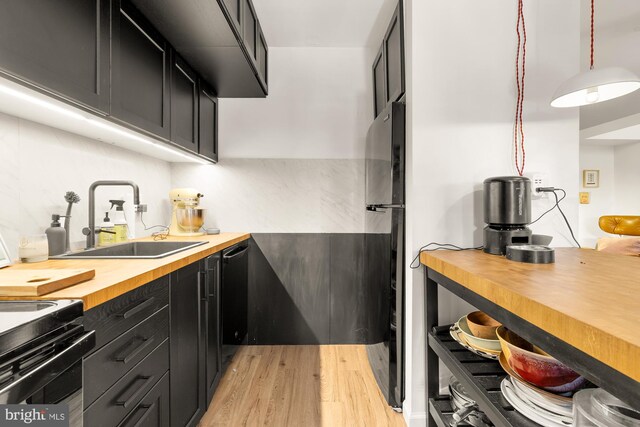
[424,267,640,427]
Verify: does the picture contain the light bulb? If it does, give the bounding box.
[586,87,600,104]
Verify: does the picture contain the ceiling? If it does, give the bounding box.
[252,0,397,47]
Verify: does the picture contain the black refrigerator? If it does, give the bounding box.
[365,101,405,409]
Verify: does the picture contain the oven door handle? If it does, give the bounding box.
[0,330,96,404]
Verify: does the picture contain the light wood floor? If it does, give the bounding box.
[199,345,406,427]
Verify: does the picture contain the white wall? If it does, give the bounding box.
[0,112,172,260]
[403,2,580,425]
[578,145,616,247]
[172,159,364,233]
[614,142,640,214]
[173,47,371,233]
[218,47,371,159]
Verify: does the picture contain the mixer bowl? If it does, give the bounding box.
[176,207,206,232]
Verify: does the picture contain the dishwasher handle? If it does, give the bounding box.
[223,245,249,260]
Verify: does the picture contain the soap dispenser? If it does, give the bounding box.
[99,212,115,246]
[110,200,129,243]
[45,214,66,256]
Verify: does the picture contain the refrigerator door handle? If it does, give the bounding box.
[366,204,405,212]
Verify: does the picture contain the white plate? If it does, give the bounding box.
[510,375,573,417]
[501,378,572,427]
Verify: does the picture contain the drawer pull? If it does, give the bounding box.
[116,297,156,319]
[115,336,156,364]
[121,401,156,427]
[115,375,155,408]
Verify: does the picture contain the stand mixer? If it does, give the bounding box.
[169,188,206,237]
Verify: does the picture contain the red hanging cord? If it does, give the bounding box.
[514,0,527,176]
[590,0,595,70]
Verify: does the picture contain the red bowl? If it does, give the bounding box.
[497,326,584,392]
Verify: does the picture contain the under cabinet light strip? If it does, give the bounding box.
[0,81,211,165]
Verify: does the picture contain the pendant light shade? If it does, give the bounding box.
[550,67,640,108]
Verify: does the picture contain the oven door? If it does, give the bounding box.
[0,328,95,427]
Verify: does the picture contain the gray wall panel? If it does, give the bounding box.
[249,233,379,345]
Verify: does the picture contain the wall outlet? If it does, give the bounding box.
[525,172,548,200]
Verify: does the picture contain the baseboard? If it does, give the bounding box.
[403,409,427,427]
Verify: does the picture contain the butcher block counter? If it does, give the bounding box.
[421,248,640,384]
[0,232,250,310]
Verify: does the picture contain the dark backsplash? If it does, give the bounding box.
[248,233,386,345]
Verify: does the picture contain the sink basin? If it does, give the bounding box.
[51,241,207,259]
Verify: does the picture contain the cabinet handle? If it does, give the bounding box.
[200,272,207,302]
[115,375,155,408]
[116,297,155,319]
[131,402,156,427]
[114,336,156,364]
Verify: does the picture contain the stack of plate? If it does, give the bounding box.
[449,316,501,360]
[501,376,573,426]
[499,353,576,426]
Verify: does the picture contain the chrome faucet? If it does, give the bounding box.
[86,180,147,249]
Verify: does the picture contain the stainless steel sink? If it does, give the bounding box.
[51,241,207,259]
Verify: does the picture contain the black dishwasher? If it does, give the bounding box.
[221,242,249,371]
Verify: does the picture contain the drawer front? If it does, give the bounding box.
[84,306,169,408]
[117,372,169,427]
[84,276,169,350]
[84,339,169,427]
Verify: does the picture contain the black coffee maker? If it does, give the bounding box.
[483,176,532,255]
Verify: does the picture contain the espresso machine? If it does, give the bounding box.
[483,176,532,255]
[169,188,206,237]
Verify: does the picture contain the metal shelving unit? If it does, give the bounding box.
[424,267,640,427]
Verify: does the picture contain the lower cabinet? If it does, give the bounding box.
[170,262,205,427]
[83,249,237,427]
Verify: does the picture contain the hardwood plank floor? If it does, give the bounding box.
[199,345,406,427]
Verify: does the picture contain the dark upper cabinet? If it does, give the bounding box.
[372,1,405,118]
[223,0,242,33]
[0,0,110,113]
[257,24,268,88]
[384,3,405,105]
[171,54,198,152]
[111,1,171,139]
[131,0,268,97]
[198,81,219,162]
[243,0,257,61]
[372,46,386,119]
[170,262,205,427]
[203,254,222,404]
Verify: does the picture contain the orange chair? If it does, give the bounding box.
[597,216,640,256]
[598,216,640,236]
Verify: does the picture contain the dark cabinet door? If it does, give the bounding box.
[198,82,218,162]
[242,0,257,62]
[203,254,222,404]
[384,3,405,105]
[372,45,386,118]
[0,0,109,113]
[257,24,268,89]
[171,54,198,151]
[170,262,205,427]
[111,1,170,139]
[223,0,242,33]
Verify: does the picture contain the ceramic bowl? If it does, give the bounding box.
[496,326,585,392]
[457,316,502,352]
[465,311,501,339]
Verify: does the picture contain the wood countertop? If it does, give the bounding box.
[421,248,640,383]
[0,232,250,310]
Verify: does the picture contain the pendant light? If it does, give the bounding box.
[550,0,640,108]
